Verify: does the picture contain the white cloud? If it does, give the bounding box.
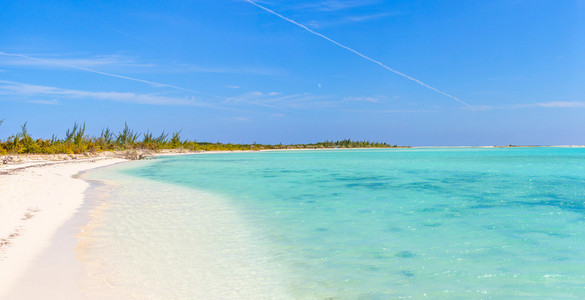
[223,91,283,109]
[0,51,222,97]
[1,81,330,110]
[463,101,585,111]
[532,101,585,108]
[0,53,148,68]
[166,63,284,76]
[507,101,585,110]
[463,104,494,111]
[345,12,399,22]
[0,80,208,106]
[308,12,402,28]
[23,99,60,105]
[342,96,382,103]
[291,0,381,12]
[341,108,432,113]
[0,51,283,94]
[223,90,335,110]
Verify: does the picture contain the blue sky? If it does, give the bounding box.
[1,0,583,146]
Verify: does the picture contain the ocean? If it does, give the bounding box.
[82,148,585,299]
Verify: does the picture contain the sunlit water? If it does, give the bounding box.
[83,148,585,299]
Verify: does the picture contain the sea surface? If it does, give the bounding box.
[83,148,585,299]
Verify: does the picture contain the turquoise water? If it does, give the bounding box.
[85,148,585,299]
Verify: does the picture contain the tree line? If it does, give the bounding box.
[0,122,400,155]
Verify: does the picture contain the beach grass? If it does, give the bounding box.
[0,122,399,155]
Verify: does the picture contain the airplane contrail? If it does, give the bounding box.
[0,51,224,99]
[244,0,469,106]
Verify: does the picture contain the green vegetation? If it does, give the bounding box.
[0,122,399,155]
[315,139,392,148]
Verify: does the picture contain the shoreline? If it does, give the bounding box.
[0,156,128,298]
[1,144,583,169]
[0,150,203,299]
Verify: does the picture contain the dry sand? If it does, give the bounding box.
[0,156,127,299]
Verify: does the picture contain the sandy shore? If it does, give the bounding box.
[0,156,128,299]
[0,150,275,299]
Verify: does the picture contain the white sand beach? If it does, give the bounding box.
[1,150,286,299]
[0,155,126,299]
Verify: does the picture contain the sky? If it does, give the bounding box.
[1,0,584,146]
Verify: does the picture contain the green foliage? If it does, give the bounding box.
[314,139,393,148]
[65,122,80,142]
[0,122,398,155]
[155,131,169,144]
[116,123,140,148]
[143,130,154,144]
[50,134,59,145]
[73,123,86,145]
[142,130,164,150]
[18,122,39,153]
[99,127,115,149]
[170,130,182,147]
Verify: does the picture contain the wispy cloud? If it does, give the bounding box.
[0,51,280,105]
[0,80,208,106]
[341,108,432,113]
[529,101,585,108]
[223,91,288,109]
[23,99,60,105]
[307,12,402,28]
[1,78,457,113]
[244,0,469,107]
[225,91,342,110]
[222,116,251,122]
[0,51,283,76]
[0,54,150,68]
[0,51,226,99]
[259,0,402,29]
[103,26,152,43]
[291,0,381,12]
[346,12,398,22]
[464,104,494,111]
[165,63,284,76]
[342,96,385,103]
[0,80,337,110]
[463,101,585,111]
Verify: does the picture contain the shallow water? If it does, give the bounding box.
[85,148,585,299]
